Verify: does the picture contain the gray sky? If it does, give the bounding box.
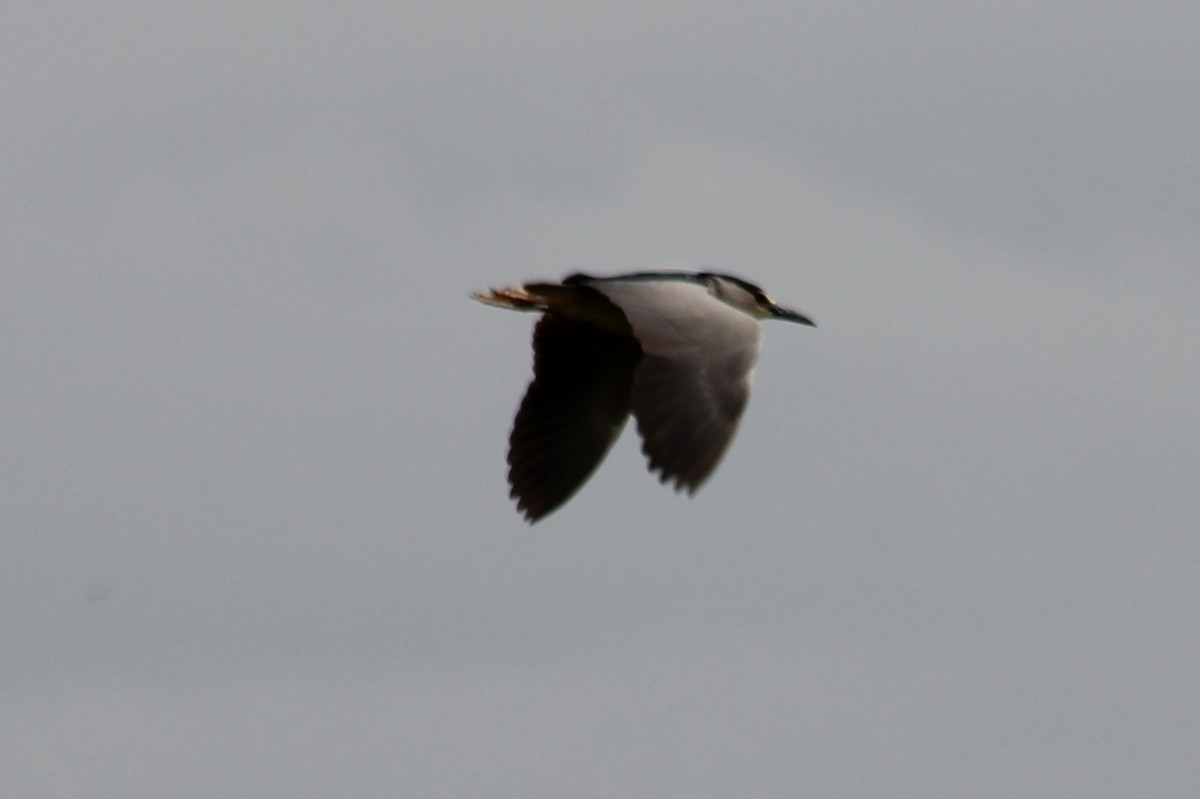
[4,2,1199,797]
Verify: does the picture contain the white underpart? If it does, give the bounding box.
[587,279,763,360]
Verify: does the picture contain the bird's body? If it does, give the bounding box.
[474,271,814,522]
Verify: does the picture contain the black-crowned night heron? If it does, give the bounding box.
[474,271,815,522]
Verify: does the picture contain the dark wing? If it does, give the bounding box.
[507,314,641,522]
[631,348,754,493]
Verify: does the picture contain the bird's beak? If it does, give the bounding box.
[769,304,816,327]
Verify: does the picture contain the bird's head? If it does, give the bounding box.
[703,273,816,327]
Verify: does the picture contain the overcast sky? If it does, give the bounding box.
[4,2,1199,797]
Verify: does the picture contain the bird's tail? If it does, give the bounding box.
[471,282,582,312]
[471,285,545,311]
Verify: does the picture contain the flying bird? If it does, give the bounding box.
[474,271,815,522]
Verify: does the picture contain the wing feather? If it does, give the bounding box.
[506,314,640,522]
[632,348,755,492]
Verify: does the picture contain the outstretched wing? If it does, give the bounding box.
[632,348,755,492]
[507,314,641,522]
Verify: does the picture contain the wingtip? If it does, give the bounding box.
[513,497,552,525]
[647,462,705,496]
